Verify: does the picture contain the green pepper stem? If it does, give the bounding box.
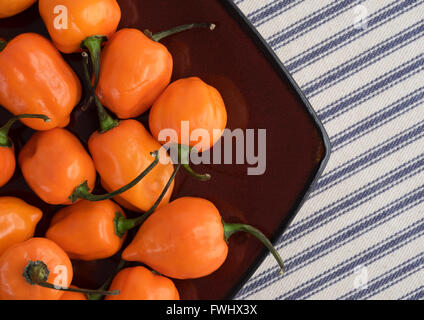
[23,260,120,296]
[81,35,107,90]
[0,114,50,147]
[115,163,181,237]
[82,52,119,133]
[87,260,126,300]
[0,39,7,52]
[178,144,211,181]
[148,23,216,42]
[69,151,160,203]
[223,223,285,274]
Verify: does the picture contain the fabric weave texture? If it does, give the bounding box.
[233,0,424,300]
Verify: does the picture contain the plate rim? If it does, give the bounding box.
[220,0,332,300]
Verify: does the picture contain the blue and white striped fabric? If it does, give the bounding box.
[233,0,424,300]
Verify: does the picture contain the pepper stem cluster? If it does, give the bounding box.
[81,51,119,133]
[81,35,107,90]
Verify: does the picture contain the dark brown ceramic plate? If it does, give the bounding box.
[0,0,330,300]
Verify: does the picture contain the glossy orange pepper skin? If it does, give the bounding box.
[60,287,87,300]
[149,77,228,152]
[97,28,173,119]
[0,0,36,18]
[39,0,121,53]
[0,197,42,256]
[88,120,175,212]
[19,128,96,205]
[0,145,15,188]
[46,200,126,261]
[0,33,82,131]
[122,197,229,280]
[106,266,180,300]
[0,238,73,300]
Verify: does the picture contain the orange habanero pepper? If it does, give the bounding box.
[19,127,156,205]
[88,119,175,213]
[96,23,215,119]
[46,200,127,261]
[0,238,120,300]
[47,166,179,261]
[0,238,73,300]
[0,197,42,256]
[106,266,180,300]
[18,128,96,205]
[0,34,81,131]
[0,0,36,19]
[0,114,50,188]
[39,0,121,88]
[149,77,228,153]
[80,53,189,213]
[122,197,285,280]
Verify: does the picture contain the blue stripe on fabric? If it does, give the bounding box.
[311,121,424,197]
[330,87,424,151]
[236,161,424,299]
[267,0,354,42]
[339,252,424,300]
[284,0,399,65]
[302,20,424,98]
[266,0,362,48]
[239,209,424,299]
[406,289,424,300]
[279,217,424,300]
[284,0,424,74]
[281,152,424,247]
[318,54,424,123]
[243,153,424,284]
[233,0,424,300]
[249,0,307,27]
[237,175,424,299]
[400,285,424,300]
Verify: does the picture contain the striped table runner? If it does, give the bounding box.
[233,0,424,300]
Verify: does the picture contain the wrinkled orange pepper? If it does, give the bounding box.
[0,33,82,131]
[149,77,228,152]
[0,114,50,188]
[46,200,126,260]
[88,120,175,213]
[19,125,166,206]
[39,0,121,53]
[96,24,214,119]
[96,28,172,119]
[19,128,97,205]
[81,52,201,213]
[0,238,73,300]
[106,266,180,300]
[0,238,119,300]
[0,197,42,256]
[122,197,285,279]
[0,0,36,19]
[39,0,121,90]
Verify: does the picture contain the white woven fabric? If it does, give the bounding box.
[234,0,424,300]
